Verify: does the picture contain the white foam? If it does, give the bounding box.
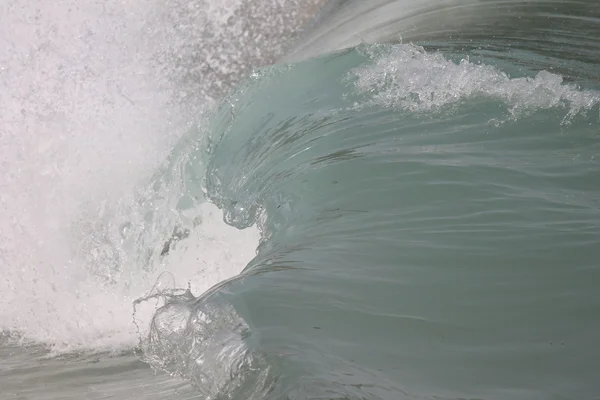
[351,44,600,119]
[0,0,178,352]
[1,199,259,353]
[0,0,324,353]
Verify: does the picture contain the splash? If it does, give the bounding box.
[133,277,273,400]
[0,0,325,352]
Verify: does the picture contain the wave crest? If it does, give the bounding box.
[351,44,600,120]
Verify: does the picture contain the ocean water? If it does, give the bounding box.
[2,1,600,399]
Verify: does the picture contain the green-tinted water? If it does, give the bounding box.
[140,42,600,399]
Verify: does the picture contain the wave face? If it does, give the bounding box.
[140,2,600,399]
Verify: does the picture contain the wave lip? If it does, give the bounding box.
[351,44,600,118]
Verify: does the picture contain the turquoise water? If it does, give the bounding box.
[2,1,600,399]
[142,43,600,399]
